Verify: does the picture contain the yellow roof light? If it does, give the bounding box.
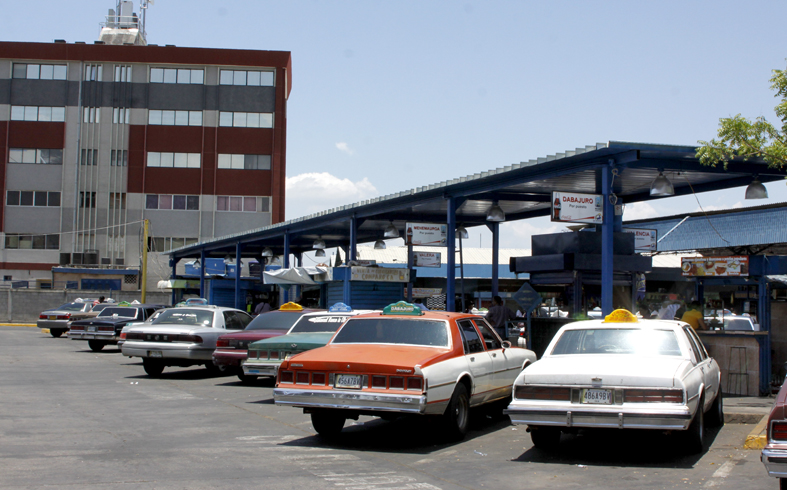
[279,302,303,311]
[603,309,639,323]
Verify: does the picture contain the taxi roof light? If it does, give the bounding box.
[382,301,423,316]
[603,309,639,323]
[328,302,353,313]
[279,302,304,311]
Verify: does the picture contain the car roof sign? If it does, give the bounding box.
[328,302,353,313]
[382,301,423,316]
[603,309,639,323]
[279,302,303,311]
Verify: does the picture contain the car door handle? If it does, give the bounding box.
[470,357,475,362]
[492,353,497,357]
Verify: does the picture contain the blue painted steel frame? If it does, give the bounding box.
[282,233,290,303]
[446,196,456,312]
[601,165,614,315]
[235,242,242,310]
[199,249,206,298]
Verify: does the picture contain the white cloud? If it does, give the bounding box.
[285,172,378,219]
[622,201,659,221]
[335,142,354,155]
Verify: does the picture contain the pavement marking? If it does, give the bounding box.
[744,414,769,449]
[705,460,737,487]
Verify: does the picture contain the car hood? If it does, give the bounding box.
[520,355,689,388]
[217,330,288,342]
[249,332,334,351]
[283,343,453,374]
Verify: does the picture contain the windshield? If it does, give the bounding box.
[152,308,214,327]
[551,328,682,356]
[244,311,305,331]
[90,304,113,312]
[332,318,449,347]
[724,318,754,331]
[56,303,88,312]
[97,307,138,318]
[290,315,351,333]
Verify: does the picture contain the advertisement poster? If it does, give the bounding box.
[624,228,658,252]
[551,191,603,224]
[413,251,441,268]
[405,223,447,246]
[681,256,749,277]
[350,266,410,282]
[411,288,443,297]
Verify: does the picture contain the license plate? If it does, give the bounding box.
[87,326,97,332]
[583,389,612,404]
[335,374,362,389]
[247,369,260,374]
[148,351,163,358]
[49,315,56,320]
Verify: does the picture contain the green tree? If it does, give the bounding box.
[696,65,787,169]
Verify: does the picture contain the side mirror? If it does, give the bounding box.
[502,340,512,350]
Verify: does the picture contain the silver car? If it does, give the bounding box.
[121,306,253,377]
[37,302,93,338]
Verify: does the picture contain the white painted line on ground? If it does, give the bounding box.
[705,460,736,487]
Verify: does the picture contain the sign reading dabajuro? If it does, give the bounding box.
[551,191,603,224]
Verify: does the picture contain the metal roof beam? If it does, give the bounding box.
[633,158,785,176]
[471,192,552,203]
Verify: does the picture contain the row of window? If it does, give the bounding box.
[10,106,66,122]
[150,68,204,85]
[5,234,60,250]
[113,107,131,124]
[8,148,63,165]
[144,194,270,213]
[12,63,68,80]
[6,191,61,207]
[148,110,202,126]
[219,70,274,87]
[145,194,200,211]
[80,149,127,166]
[217,154,271,170]
[218,112,273,128]
[148,236,199,252]
[146,152,202,168]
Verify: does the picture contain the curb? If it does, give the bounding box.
[744,414,769,449]
[0,323,38,327]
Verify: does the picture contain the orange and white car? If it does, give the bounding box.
[273,302,537,439]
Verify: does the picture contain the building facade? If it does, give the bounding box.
[0,40,291,286]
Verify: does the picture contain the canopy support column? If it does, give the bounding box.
[486,222,500,297]
[350,215,358,261]
[199,249,205,299]
[406,244,413,302]
[601,163,614,315]
[235,242,242,310]
[446,196,457,312]
[282,233,290,304]
[170,257,177,305]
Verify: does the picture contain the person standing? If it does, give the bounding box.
[254,296,271,315]
[486,295,517,340]
[656,296,682,320]
[681,302,707,330]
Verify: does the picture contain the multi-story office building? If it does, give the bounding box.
[0,8,291,287]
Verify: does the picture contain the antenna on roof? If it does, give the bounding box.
[98,1,151,45]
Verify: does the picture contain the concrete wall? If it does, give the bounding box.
[700,333,761,397]
[0,289,171,323]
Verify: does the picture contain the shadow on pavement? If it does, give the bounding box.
[124,366,235,380]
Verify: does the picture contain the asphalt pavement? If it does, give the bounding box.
[0,325,779,490]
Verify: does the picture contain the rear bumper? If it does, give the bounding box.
[504,402,693,430]
[69,332,118,342]
[37,320,68,330]
[122,341,213,361]
[273,387,427,414]
[242,359,281,378]
[762,447,787,478]
[212,349,247,368]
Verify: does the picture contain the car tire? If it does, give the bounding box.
[142,358,165,377]
[685,394,705,454]
[88,340,105,352]
[529,426,561,451]
[204,361,221,376]
[238,373,257,384]
[780,477,787,490]
[50,329,64,338]
[311,411,345,437]
[706,390,724,427]
[442,383,470,440]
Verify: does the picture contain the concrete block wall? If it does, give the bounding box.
[702,334,760,397]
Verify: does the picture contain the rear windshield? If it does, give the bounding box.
[98,307,138,318]
[551,328,681,356]
[290,315,351,333]
[724,318,754,331]
[332,318,449,347]
[90,304,113,312]
[56,303,88,312]
[244,311,305,331]
[152,308,214,327]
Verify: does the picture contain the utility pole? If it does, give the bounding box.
[141,219,149,303]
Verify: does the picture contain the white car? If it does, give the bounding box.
[505,309,723,454]
[121,306,253,376]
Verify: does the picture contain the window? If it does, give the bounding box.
[457,320,485,354]
[10,106,66,122]
[80,191,96,209]
[473,318,502,350]
[6,190,60,207]
[80,149,98,166]
[145,194,200,211]
[12,63,67,80]
[147,236,198,252]
[112,107,130,124]
[218,112,273,128]
[216,195,268,212]
[217,154,271,170]
[84,64,103,81]
[148,110,202,126]
[219,69,274,86]
[146,152,201,168]
[4,233,59,250]
[150,67,204,84]
[114,65,133,82]
[83,107,101,123]
[109,193,126,210]
[110,150,127,166]
[8,148,63,165]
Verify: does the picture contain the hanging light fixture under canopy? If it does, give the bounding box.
[456,224,469,239]
[261,247,273,257]
[374,239,386,249]
[650,171,674,197]
[312,237,326,250]
[384,221,399,238]
[745,175,768,199]
[314,249,326,257]
[486,201,505,222]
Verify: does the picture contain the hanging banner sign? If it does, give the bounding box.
[681,256,749,277]
[624,228,658,252]
[413,251,441,268]
[550,191,603,224]
[411,288,443,297]
[405,223,448,247]
[350,266,410,282]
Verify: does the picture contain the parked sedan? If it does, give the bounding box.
[121,306,253,376]
[274,302,537,439]
[761,378,787,487]
[37,302,94,337]
[69,304,166,351]
[504,309,723,454]
[212,303,323,382]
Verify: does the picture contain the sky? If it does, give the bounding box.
[3,0,787,251]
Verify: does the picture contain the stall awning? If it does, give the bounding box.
[263,267,328,285]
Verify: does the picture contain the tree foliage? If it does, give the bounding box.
[697,65,787,169]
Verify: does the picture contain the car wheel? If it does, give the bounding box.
[684,394,705,454]
[311,411,345,437]
[50,329,65,338]
[142,358,165,377]
[529,426,561,450]
[88,340,105,352]
[442,383,470,440]
[706,390,724,427]
[204,361,221,376]
[238,373,257,384]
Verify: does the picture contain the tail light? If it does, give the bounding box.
[624,389,683,403]
[389,377,404,389]
[126,332,144,340]
[269,351,279,360]
[216,339,229,348]
[70,325,84,331]
[39,314,47,319]
[407,377,424,391]
[296,372,310,384]
[280,371,294,383]
[257,351,268,359]
[177,335,202,343]
[98,326,114,332]
[514,386,571,401]
[372,375,386,388]
[312,373,326,385]
[772,421,787,442]
[120,332,127,340]
[57,314,71,320]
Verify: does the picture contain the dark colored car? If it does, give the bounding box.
[69,304,167,351]
[762,379,787,486]
[212,304,323,383]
